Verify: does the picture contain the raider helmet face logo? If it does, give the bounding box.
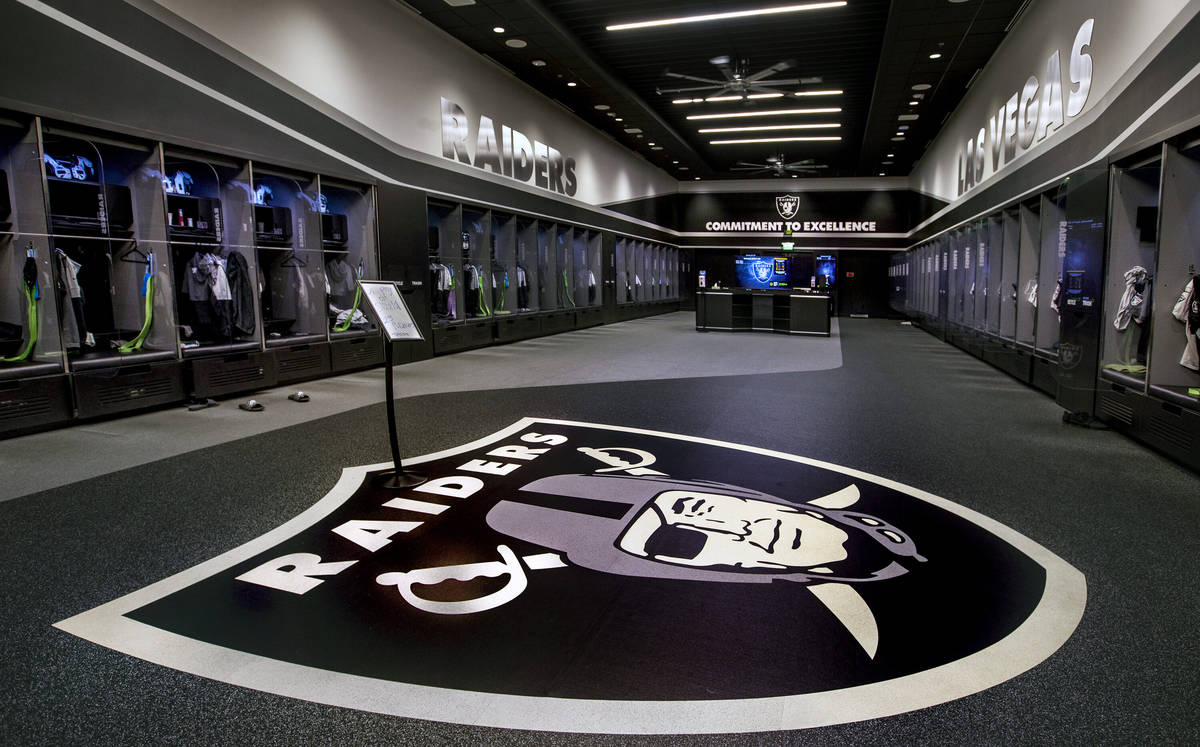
[776,194,801,220]
[56,419,1085,735]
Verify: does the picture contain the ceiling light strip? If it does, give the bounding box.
[793,89,843,97]
[710,136,842,144]
[697,123,841,133]
[687,107,841,120]
[606,2,847,32]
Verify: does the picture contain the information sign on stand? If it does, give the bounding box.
[357,281,426,489]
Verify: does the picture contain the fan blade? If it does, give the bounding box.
[798,76,824,85]
[658,84,726,95]
[733,161,770,168]
[747,78,802,88]
[664,71,726,85]
[744,59,795,82]
[785,159,818,167]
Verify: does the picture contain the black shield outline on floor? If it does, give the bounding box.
[54,417,1087,734]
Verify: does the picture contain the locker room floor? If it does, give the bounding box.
[1,314,1197,744]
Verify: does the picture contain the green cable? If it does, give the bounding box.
[334,285,362,332]
[4,256,38,363]
[562,270,576,308]
[3,283,37,362]
[117,275,155,354]
[334,260,365,333]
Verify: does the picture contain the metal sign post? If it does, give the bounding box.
[358,280,427,489]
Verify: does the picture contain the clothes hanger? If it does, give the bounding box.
[280,251,307,267]
[117,242,150,265]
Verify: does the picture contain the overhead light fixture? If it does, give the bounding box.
[687,107,840,120]
[679,166,689,170]
[694,177,701,180]
[606,2,847,32]
[709,136,841,145]
[908,100,919,105]
[887,153,894,157]
[443,0,475,6]
[566,81,577,87]
[594,104,610,110]
[791,174,799,178]
[652,146,664,150]
[697,123,840,133]
[912,83,931,91]
[493,26,505,34]
[882,160,894,165]
[793,89,843,97]
[615,117,624,122]
[928,52,942,59]
[899,114,918,121]
[891,136,905,141]
[879,172,886,176]
[531,59,547,67]
[647,142,656,146]
[505,39,527,48]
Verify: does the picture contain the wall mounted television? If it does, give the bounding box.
[734,254,792,289]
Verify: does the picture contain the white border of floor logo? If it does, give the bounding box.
[55,418,1087,734]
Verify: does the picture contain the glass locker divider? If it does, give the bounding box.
[538,221,555,311]
[320,177,378,338]
[999,209,1020,338]
[0,117,63,378]
[428,201,462,324]
[1099,155,1162,384]
[491,213,517,316]
[1016,201,1041,346]
[1036,192,1067,356]
[461,207,491,320]
[1147,140,1200,406]
[164,153,261,356]
[516,219,537,312]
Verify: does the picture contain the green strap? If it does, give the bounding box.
[562,270,575,308]
[118,275,155,353]
[334,285,363,332]
[2,283,37,362]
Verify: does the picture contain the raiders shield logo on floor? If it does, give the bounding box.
[56,418,1086,734]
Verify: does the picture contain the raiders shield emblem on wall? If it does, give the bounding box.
[776,194,800,220]
[56,418,1086,734]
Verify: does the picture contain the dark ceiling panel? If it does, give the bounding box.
[401,0,1028,180]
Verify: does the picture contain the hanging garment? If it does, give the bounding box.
[1113,266,1151,331]
[225,251,255,337]
[1172,276,1199,371]
[1050,278,1062,317]
[117,255,155,354]
[55,249,88,348]
[1024,279,1038,307]
[516,264,529,310]
[587,269,596,305]
[326,257,356,307]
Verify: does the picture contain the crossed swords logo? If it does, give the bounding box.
[375,447,897,659]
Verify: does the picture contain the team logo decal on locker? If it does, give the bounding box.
[55,419,1086,733]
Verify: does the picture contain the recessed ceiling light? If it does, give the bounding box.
[886,153,894,157]
[651,146,664,150]
[891,136,905,141]
[647,141,655,145]
[709,136,841,145]
[606,112,616,117]
[793,89,843,97]
[493,26,505,33]
[908,100,919,106]
[615,117,624,122]
[566,81,577,87]
[687,107,840,121]
[694,177,701,180]
[899,114,918,121]
[879,172,886,176]
[898,125,909,130]
[636,134,644,138]
[672,160,679,163]
[606,2,847,32]
[594,104,610,110]
[912,83,931,90]
[679,166,689,170]
[531,59,547,67]
[882,161,894,165]
[697,122,840,134]
[505,39,527,48]
[442,0,475,6]
[791,174,799,178]
[928,52,942,60]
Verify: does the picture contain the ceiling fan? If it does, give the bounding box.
[658,56,823,100]
[731,155,829,177]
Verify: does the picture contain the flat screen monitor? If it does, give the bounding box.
[735,255,791,289]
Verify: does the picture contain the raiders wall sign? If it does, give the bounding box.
[56,419,1086,734]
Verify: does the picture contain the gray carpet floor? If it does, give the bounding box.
[1,318,1197,744]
